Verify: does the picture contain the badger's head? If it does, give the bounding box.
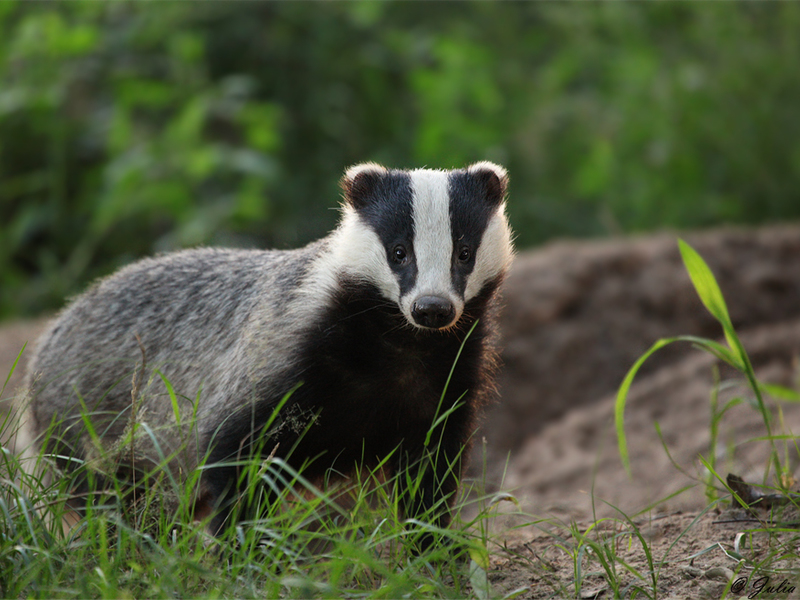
[327,162,513,331]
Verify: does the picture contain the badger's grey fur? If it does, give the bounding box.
[23,162,514,547]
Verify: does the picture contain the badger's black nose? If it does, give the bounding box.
[412,296,455,329]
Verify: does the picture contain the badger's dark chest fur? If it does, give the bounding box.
[208,276,500,486]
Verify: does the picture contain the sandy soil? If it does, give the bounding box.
[487,506,800,599]
[478,224,800,597]
[3,223,800,598]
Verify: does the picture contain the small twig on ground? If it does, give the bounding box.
[726,473,800,510]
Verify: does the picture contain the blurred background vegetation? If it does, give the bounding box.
[2,2,800,319]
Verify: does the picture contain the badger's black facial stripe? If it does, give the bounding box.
[447,171,498,297]
[353,171,417,295]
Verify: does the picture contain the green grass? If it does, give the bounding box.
[1,414,512,598]
[0,341,528,599]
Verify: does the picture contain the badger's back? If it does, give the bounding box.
[27,244,323,466]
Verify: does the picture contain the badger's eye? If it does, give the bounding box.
[458,247,472,263]
[392,245,408,264]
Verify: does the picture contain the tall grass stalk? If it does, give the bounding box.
[616,239,800,488]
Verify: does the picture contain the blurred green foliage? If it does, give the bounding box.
[2,2,800,319]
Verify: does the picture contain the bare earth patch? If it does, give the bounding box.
[489,507,800,599]
[476,223,800,598]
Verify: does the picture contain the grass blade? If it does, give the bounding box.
[616,337,677,476]
[677,240,730,324]
[0,342,26,400]
[156,370,181,427]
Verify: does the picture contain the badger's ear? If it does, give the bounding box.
[341,163,388,209]
[467,161,508,206]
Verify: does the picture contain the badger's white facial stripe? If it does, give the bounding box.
[402,170,463,320]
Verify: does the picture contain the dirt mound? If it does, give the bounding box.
[488,224,800,459]
[499,318,800,521]
[476,224,800,596]
[478,224,800,508]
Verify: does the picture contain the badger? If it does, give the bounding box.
[23,162,514,547]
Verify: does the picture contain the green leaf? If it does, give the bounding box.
[0,342,25,400]
[615,331,745,476]
[678,240,776,470]
[616,337,678,476]
[469,544,490,570]
[680,335,744,370]
[156,370,181,427]
[678,239,744,365]
[759,383,800,402]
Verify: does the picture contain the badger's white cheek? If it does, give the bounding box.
[367,254,401,302]
[339,228,400,301]
[308,209,401,304]
[464,211,514,301]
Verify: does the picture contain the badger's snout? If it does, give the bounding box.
[411,295,456,329]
